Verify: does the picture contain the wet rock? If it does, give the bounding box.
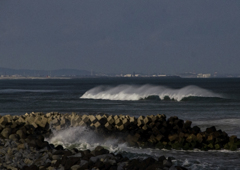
[1,127,11,139]
[16,129,27,139]
[0,116,10,127]
[91,146,109,156]
[168,134,178,142]
[71,165,81,170]
[63,157,81,170]
[206,126,216,134]
[8,134,19,141]
[163,159,173,167]
[52,155,62,160]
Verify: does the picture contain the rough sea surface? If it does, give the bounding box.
[1,78,240,169]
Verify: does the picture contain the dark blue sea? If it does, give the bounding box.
[1,78,240,169]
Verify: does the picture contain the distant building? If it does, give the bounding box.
[157,75,166,77]
[124,74,132,77]
[197,73,211,78]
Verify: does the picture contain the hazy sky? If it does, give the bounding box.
[0,1,240,74]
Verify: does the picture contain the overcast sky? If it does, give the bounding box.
[0,1,240,74]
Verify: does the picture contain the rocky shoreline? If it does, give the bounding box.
[1,112,240,170]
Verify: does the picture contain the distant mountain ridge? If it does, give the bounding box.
[0,67,91,77]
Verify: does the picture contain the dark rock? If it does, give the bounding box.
[206,126,216,134]
[168,134,178,142]
[91,146,109,156]
[55,145,64,150]
[25,136,37,148]
[1,127,11,139]
[22,165,39,170]
[192,126,201,134]
[158,155,166,162]
[63,157,81,169]
[145,163,164,170]
[94,160,105,169]
[126,159,140,170]
[16,129,27,139]
[163,159,173,167]
[140,157,156,169]
[175,166,188,170]
[183,120,192,129]
[9,134,20,141]
[109,165,118,170]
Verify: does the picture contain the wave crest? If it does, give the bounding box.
[80,85,222,101]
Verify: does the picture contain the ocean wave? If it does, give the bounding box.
[80,85,222,102]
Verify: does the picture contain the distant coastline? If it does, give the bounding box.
[0,67,240,79]
[0,76,72,80]
[0,76,181,80]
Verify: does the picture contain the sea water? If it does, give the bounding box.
[0,78,240,169]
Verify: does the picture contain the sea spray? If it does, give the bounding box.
[46,126,240,170]
[80,85,222,101]
[46,126,128,153]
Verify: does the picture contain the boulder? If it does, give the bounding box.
[91,146,109,156]
[9,134,19,141]
[186,134,197,143]
[115,119,122,126]
[197,133,203,143]
[168,134,178,142]
[89,115,97,123]
[35,116,48,128]
[107,116,115,124]
[0,116,8,127]
[16,129,27,139]
[206,126,216,134]
[1,127,11,138]
[183,120,192,129]
[104,122,113,131]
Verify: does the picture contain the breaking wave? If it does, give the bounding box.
[80,85,222,102]
[46,126,127,153]
[47,126,240,170]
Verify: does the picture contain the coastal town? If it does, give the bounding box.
[0,69,239,79]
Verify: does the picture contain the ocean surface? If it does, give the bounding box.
[0,78,240,169]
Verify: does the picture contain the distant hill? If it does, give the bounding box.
[0,67,91,77]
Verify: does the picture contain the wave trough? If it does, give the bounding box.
[0,89,58,93]
[80,85,222,101]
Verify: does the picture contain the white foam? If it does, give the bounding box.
[46,126,240,154]
[80,85,222,101]
[46,126,128,152]
[46,126,240,169]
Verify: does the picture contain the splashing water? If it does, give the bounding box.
[46,126,240,170]
[46,126,128,152]
[80,85,222,101]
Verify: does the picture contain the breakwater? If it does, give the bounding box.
[0,112,240,169]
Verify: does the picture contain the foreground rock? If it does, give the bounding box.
[1,112,240,169]
[1,112,240,151]
[0,138,187,170]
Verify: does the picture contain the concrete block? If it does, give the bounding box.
[89,115,97,123]
[104,122,113,131]
[115,119,122,126]
[107,116,115,124]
